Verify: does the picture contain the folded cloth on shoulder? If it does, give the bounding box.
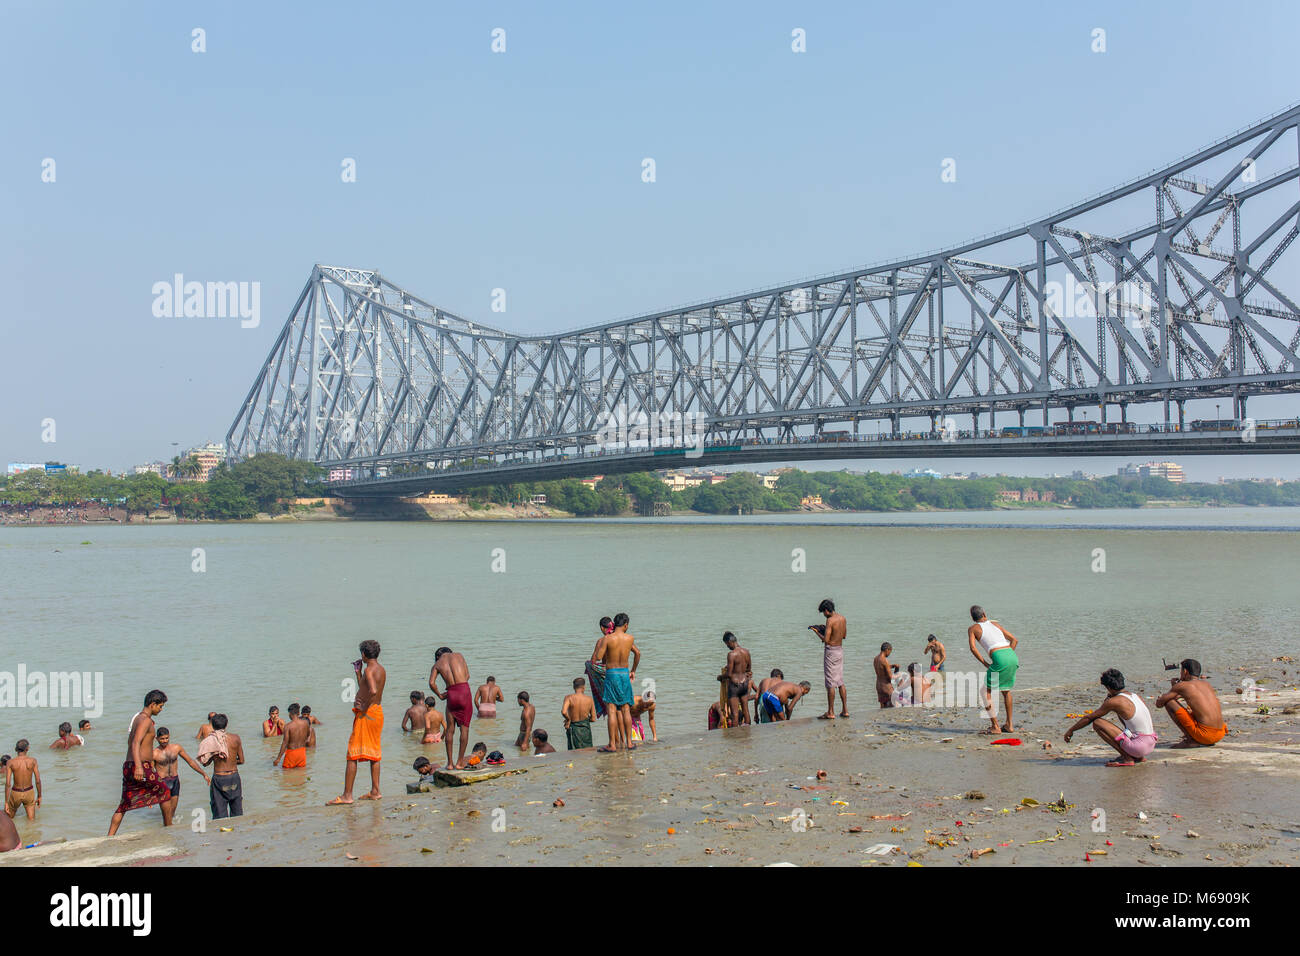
[197,730,228,767]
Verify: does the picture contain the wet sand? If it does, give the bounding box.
[7,661,1297,867]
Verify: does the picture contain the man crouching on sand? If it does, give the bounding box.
[328,639,386,804]
[1064,669,1158,767]
[1156,658,1227,748]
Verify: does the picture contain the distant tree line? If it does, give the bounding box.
[0,454,324,519]
[464,468,1300,515]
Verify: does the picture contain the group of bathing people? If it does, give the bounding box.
[326,612,656,804]
[1,599,1233,844]
[709,600,1229,767]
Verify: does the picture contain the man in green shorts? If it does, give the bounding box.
[967,605,1020,734]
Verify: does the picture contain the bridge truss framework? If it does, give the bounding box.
[227,104,1300,491]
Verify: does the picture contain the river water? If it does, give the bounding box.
[2,507,1297,842]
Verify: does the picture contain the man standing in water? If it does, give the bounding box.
[593,612,641,752]
[1156,658,1227,748]
[273,708,312,770]
[562,678,596,750]
[152,727,210,819]
[723,632,753,727]
[429,647,474,770]
[401,691,428,734]
[108,689,172,835]
[475,677,504,719]
[328,639,386,804]
[206,714,246,818]
[4,741,41,821]
[968,605,1020,734]
[515,691,536,753]
[812,599,848,719]
[873,644,896,708]
[924,634,947,672]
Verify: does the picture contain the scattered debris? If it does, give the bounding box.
[863,843,899,856]
[553,799,565,808]
[970,847,995,859]
[964,790,986,801]
[1047,793,1074,813]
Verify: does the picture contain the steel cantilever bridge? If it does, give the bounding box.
[228,105,1300,498]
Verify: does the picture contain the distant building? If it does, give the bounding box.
[1117,463,1142,479]
[1139,461,1185,483]
[1222,476,1285,486]
[759,473,781,490]
[800,494,824,507]
[658,471,696,492]
[903,468,942,479]
[579,475,604,489]
[6,462,45,475]
[134,462,169,477]
[529,494,548,505]
[998,489,1022,502]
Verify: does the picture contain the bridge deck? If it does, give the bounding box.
[325,429,1300,497]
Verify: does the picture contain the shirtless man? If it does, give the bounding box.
[592,612,641,752]
[4,741,41,821]
[812,598,849,719]
[429,647,473,770]
[50,722,84,749]
[422,696,446,745]
[207,714,246,818]
[531,729,557,755]
[755,668,785,723]
[108,689,172,835]
[273,709,312,769]
[329,640,386,804]
[873,643,895,708]
[630,691,658,743]
[300,707,319,746]
[755,671,812,721]
[195,712,216,742]
[0,809,17,852]
[562,678,597,750]
[1156,658,1227,748]
[475,677,504,719]
[78,719,92,734]
[515,692,536,752]
[262,706,285,737]
[722,632,753,727]
[401,691,428,734]
[924,634,947,672]
[898,662,932,706]
[152,727,210,816]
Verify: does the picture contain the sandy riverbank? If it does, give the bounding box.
[6,660,1296,867]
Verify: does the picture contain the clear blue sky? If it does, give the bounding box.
[4,0,1299,481]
